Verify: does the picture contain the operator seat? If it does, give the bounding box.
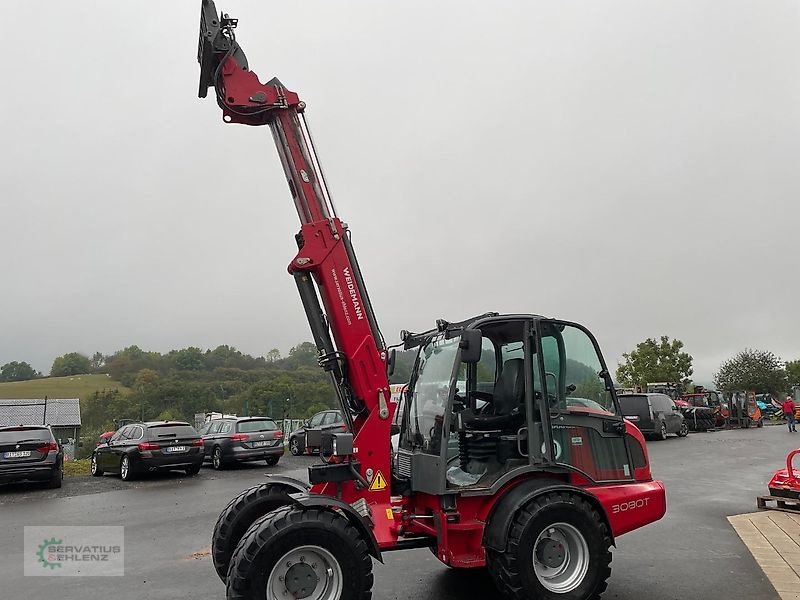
[458,358,527,475]
[465,358,526,431]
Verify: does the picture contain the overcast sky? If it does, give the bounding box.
[1,1,798,382]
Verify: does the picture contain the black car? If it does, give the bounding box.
[91,421,204,481]
[0,426,63,488]
[618,393,688,440]
[288,410,345,456]
[199,416,283,469]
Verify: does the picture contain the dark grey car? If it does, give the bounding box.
[200,417,283,470]
[0,426,63,488]
[91,421,204,481]
[618,393,688,440]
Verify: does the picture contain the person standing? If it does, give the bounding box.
[783,396,797,432]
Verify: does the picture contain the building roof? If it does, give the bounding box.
[0,398,81,427]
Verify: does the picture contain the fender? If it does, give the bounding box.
[483,479,615,552]
[289,493,383,563]
[262,475,310,493]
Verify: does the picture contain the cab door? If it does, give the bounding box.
[537,320,634,483]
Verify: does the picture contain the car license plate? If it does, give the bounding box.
[252,440,270,448]
[3,451,31,458]
[625,415,639,421]
[165,446,187,453]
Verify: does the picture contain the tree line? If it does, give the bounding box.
[0,343,415,458]
[615,335,800,397]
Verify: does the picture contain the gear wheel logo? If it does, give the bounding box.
[36,538,63,569]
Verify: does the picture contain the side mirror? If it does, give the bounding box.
[386,348,396,377]
[390,424,401,436]
[459,329,482,364]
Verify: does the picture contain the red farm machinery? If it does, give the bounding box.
[196,3,667,599]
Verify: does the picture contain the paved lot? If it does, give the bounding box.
[1,426,798,599]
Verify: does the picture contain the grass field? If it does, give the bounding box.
[0,374,130,399]
[63,458,91,476]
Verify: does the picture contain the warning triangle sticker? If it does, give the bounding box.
[369,470,387,491]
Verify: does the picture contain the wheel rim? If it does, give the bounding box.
[661,423,667,437]
[213,449,221,468]
[681,423,688,435]
[532,522,589,594]
[91,455,97,474]
[266,545,342,600]
[121,457,129,479]
[290,440,298,455]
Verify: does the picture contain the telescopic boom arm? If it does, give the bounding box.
[198,0,393,501]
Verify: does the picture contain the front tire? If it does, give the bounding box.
[226,507,373,600]
[212,447,225,470]
[487,492,611,600]
[289,438,301,456]
[212,483,300,582]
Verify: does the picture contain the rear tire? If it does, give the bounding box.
[185,463,201,476]
[266,455,280,466]
[226,506,373,600]
[657,421,668,440]
[487,492,611,600]
[48,463,63,489]
[677,422,689,437]
[212,483,300,582]
[90,453,104,477]
[120,455,135,481]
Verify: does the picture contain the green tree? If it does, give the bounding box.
[786,360,800,387]
[714,349,788,395]
[0,361,40,382]
[286,342,318,369]
[51,352,92,377]
[616,336,693,390]
[266,348,282,363]
[171,347,205,371]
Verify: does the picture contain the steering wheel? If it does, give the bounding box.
[469,390,494,403]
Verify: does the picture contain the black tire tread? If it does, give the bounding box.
[48,465,63,489]
[211,483,297,582]
[487,492,612,600]
[226,506,373,600]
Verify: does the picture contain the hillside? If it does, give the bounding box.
[0,374,130,399]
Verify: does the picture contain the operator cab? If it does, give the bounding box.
[395,314,638,494]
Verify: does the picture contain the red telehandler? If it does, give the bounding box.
[197,3,666,599]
